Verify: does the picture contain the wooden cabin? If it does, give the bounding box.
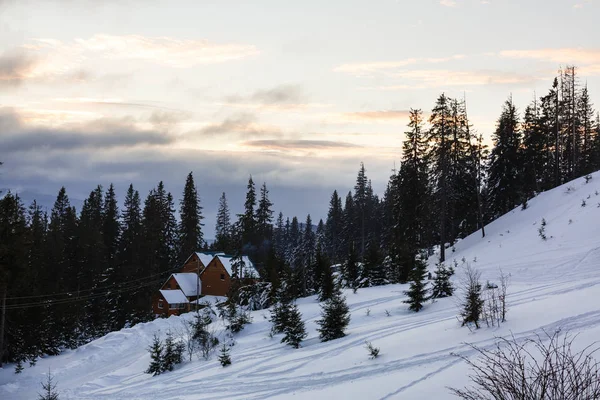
[152,252,259,317]
[152,272,202,317]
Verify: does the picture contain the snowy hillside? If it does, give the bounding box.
[3,173,600,399]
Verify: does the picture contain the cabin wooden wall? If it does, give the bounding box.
[201,258,231,296]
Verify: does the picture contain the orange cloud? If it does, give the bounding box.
[333,55,465,76]
[340,110,412,122]
[499,48,600,65]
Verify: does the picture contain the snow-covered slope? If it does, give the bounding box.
[3,173,600,399]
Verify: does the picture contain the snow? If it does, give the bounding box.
[3,172,600,399]
[159,290,189,305]
[195,252,221,268]
[217,254,259,278]
[171,273,201,297]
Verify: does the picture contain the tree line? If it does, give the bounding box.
[1,65,599,367]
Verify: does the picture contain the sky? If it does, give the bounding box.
[1,0,599,237]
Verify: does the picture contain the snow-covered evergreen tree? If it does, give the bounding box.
[317,286,351,342]
[218,345,232,367]
[281,303,307,348]
[403,256,430,312]
[145,334,163,376]
[431,263,454,299]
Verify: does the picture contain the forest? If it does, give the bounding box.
[1,65,599,366]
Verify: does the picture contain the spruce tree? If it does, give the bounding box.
[179,172,204,261]
[255,182,274,245]
[218,344,232,367]
[38,370,59,400]
[214,192,232,252]
[162,331,176,372]
[403,257,430,312]
[431,263,454,299]
[460,266,484,329]
[282,303,307,348]
[270,283,292,334]
[240,176,257,246]
[146,334,163,376]
[487,96,523,218]
[325,190,343,262]
[317,286,351,342]
[342,245,359,289]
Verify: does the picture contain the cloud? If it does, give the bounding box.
[221,85,330,111]
[196,113,282,139]
[499,48,600,66]
[28,34,259,68]
[340,110,412,122]
[242,139,361,152]
[440,0,457,7]
[0,108,174,153]
[333,55,465,76]
[0,51,38,87]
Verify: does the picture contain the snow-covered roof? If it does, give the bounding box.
[216,255,259,278]
[171,273,201,297]
[195,252,223,267]
[159,289,189,304]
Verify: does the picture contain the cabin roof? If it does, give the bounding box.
[159,289,189,304]
[171,273,201,297]
[215,255,259,278]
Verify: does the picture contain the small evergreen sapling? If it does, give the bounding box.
[146,334,163,376]
[365,341,380,359]
[281,303,307,348]
[270,283,292,334]
[218,345,232,367]
[162,331,177,372]
[38,369,59,400]
[403,257,430,312]
[317,286,351,342]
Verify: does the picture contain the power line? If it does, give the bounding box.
[4,263,186,301]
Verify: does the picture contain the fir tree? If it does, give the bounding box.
[282,303,307,348]
[179,172,204,261]
[487,96,523,218]
[325,190,344,262]
[270,283,292,334]
[240,176,257,247]
[38,370,59,400]
[218,344,232,367]
[255,182,274,244]
[403,256,430,312]
[431,263,454,299]
[162,331,177,372]
[214,192,232,252]
[342,245,359,289]
[317,286,351,342]
[460,266,484,329]
[146,334,163,376]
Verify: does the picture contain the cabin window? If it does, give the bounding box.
[220,273,225,280]
[169,303,178,310]
[158,300,163,309]
[179,303,186,309]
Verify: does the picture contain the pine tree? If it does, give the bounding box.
[314,247,334,301]
[487,96,523,218]
[146,334,163,376]
[38,370,59,400]
[428,94,453,262]
[460,266,484,329]
[431,263,454,299]
[255,182,274,245]
[325,190,343,262]
[119,184,144,325]
[270,282,292,334]
[342,245,359,289]
[403,256,430,312]
[239,176,257,247]
[162,331,177,372]
[282,303,307,348]
[179,172,204,261]
[317,286,351,342]
[218,344,232,367]
[391,109,432,282]
[14,359,24,374]
[102,184,120,332]
[215,192,232,252]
